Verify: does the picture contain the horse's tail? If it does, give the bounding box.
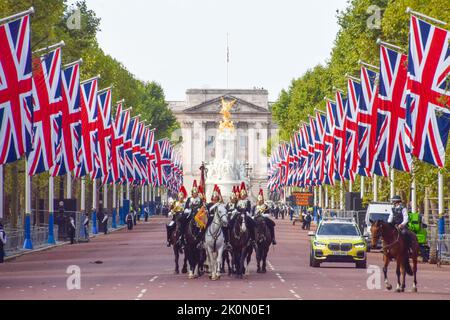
[404,256,413,276]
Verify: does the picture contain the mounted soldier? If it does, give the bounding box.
[230,182,256,247]
[183,180,205,231]
[166,186,188,247]
[204,185,231,250]
[252,189,277,245]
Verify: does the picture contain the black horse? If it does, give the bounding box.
[254,215,272,274]
[230,213,252,279]
[184,217,205,279]
[169,215,188,275]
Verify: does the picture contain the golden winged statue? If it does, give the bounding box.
[219,97,237,132]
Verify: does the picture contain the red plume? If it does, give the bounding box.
[179,186,188,199]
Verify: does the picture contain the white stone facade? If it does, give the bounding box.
[168,89,278,200]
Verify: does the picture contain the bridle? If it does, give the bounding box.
[374,222,401,252]
[207,206,227,240]
[233,214,247,240]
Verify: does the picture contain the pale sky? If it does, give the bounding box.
[71,0,349,101]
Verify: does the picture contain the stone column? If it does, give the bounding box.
[182,121,193,175]
[248,123,256,168]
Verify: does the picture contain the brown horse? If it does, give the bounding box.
[184,217,204,279]
[370,220,419,293]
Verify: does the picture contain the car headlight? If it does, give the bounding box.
[314,241,327,248]
[354,243,366,249]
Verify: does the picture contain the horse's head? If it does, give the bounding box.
[235,214,247,234]
[370,220,384,248]
[216,205,229,228]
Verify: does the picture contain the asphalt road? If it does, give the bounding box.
[0,216,449,300]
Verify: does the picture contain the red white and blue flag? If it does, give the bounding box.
[109,102,128,184]
[51,61,81,177]
[375,45,412,172]
[358,66,389,177]
[324,100,337,185]
[0,13,33,166]
[334,91,347,181]
[344,79,360,182]
[93,88,112,183]
[407,16,450,168]
[28,48,63,176]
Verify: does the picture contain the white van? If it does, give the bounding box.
[363,202,393,251]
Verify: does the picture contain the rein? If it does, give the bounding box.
[379,224,401,252]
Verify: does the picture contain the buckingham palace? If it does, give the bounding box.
[168,89,279,199]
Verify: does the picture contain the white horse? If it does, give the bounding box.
[205,203,229,281]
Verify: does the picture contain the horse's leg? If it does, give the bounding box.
[182,254,188,274]
[256,246,261,273]
[262,247,268,273]
[217,246,224,280]
[395,260,402,293]
[173,245,180,274]
[383,255,392,291]
[246,247,252,276]
[412,255,418,293]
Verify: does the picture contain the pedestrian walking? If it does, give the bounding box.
[83,213,90,241]
[144,207,149,222]
[102,213,109,235]
[126,212,133,230]
[68,216,76,244]
[0,223,6,264]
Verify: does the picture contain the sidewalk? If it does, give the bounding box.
[4,224,127,262]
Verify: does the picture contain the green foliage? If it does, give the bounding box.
[271,0,450,210]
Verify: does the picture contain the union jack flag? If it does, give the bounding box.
[375,45,412,172]
[133,121,146,185]
[153,139,172,187]
[334,91,347,181]
[138,126,150,185]
[145,128,155,186]
[304,123,315,186]
[344,79,360,182]
[51,61,81,177]
[312,112,326,185]
[109,102,128,184]
[124,117,138,182]
[407,16,450,168]
[358,66,389,177]
[93,88,112,183]
[0,14,33,166]
[323,100,337,185]
[28,48,63,176]
[75,77,99,178]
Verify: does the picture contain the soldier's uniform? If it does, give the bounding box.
[388,196,411,250]
[230,183,256,244]
[166,186,187,247]
[252,190,277,245]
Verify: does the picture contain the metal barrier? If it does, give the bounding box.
[4,225,59,255]
[436,234,450,266]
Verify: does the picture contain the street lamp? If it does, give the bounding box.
[244,161,253,198]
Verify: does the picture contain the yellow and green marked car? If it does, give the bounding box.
[309,218,367,269]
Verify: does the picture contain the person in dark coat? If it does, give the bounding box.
[68,216,76,244]
[126,211,134,230]
[102,213,109,235]
[0,223,6,263]
[83,213,90,241]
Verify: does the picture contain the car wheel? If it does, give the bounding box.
[310,251,320,268]
[356,260,367,269]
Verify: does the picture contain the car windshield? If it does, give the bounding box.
[317,223,359,236]
[369,213,390,223]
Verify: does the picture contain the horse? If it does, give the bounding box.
[254,215,272,274]
[230,213,252,279]
[205,204,229,281]
[169,215,188,275]
[370,220,420,293]
[184,215,204,279]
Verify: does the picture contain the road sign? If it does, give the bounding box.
[291,192,314,206]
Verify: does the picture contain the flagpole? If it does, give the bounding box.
[325,186,329,209]
[81,177,86,214]
[390,168,395,199]
[119,184,124,225]
[340,182,344,211]
[406,7,447,26]
[438,171,444,221]
[66,173,72,199]
[0,166,3,220]
[92,179,98,234]
[0,7,34,25]
[349,180,353,193]
[411,165,417,213]
[112,183,117,229]
[24,160,33,250]
[373,175,378,202]
[48,176,56,244]
[360,176,365,199]
[104,183,108,225]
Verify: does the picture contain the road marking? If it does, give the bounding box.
[149,276,158,282]
[290,290,296,294]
